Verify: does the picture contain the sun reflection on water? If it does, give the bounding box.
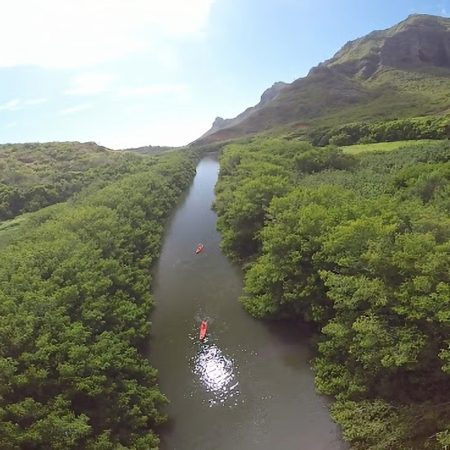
[193,343,240,406]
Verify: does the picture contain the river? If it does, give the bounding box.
[149,155,346,450]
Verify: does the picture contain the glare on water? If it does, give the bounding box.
[193,342,240,406]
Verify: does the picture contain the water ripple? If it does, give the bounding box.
[193,343,240,406]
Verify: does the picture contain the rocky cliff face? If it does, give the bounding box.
[326,14,450,78]
[194,14,450,145]
[380,24,450,68]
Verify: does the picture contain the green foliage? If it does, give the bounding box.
[215,138,304,259]
[0,150,196,449]
[215,136,450,449]
[0,141,154,221]
[341,139,440,155]
[294,146,356,173]
[308,115,450,147]
[241,186,356,321]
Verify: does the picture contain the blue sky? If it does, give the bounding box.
[0,0,448,149]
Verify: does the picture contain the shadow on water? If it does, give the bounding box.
[264,318,316,345]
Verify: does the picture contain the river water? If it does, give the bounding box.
[149,155,346,450]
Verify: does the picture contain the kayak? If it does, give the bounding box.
[199,320,208,340]
[195,243,204,254]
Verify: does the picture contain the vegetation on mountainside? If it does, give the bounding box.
[302,115,450,147]
[215,137,450,449]
[0,150,197,449]
[341,139,441,154]
[124,145,176,155]
[0,215,28,249]
[0,141,152,221]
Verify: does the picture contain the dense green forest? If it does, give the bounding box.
[0,149,197,449]
[0,142,153,221]
[215,138,450,449]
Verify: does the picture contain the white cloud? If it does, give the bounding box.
[0,0,215,68]
[24,98,48,106]
[65,73,116,95]
[0,98,48,112]
[58,104,92,116]
[0,99,21,111]
[100,117,211,149]
[64,74,189,99]
[118,83,189,97]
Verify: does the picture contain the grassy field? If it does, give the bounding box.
[0,202,64,249]
[341,139,445,154]
[0,215,28,249]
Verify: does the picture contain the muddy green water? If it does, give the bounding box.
[149,156,346,450]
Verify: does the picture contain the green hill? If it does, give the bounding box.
[0,141,152,221]
[195,14,450,145]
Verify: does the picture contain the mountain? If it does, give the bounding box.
[194,14,450,145]
[198,81,288,141]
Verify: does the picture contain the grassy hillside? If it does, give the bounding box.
[0,141,151,221]
[341,139,444,154]
[123,144,177,155]
[198,64,450,145]
[0,214,27,248]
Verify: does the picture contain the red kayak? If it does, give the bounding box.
[199,320,208,340]
[195,243,204,254]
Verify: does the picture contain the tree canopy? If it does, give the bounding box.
[215,137,450,449]
[0,149,197,449]
[0,141,155,221]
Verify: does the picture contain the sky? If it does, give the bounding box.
[0,0,448,149]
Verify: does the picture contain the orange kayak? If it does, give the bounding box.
[195,243,204,254]
[199,320,208,340]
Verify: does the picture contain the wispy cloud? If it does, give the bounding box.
[4,122,17,128]
[24,98,48,106]
[58,104,92,116]
[0,98,48,111]
[119,83,189,97]
[0,0,215,68]
[65,73,116,95]
[0,99,21,111]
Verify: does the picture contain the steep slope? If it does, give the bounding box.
[195,14,450,145]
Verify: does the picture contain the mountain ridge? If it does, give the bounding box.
[194,14,450,145]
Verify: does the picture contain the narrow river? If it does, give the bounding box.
[149,155,346,450]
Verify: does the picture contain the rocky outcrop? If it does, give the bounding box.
[197,82,288,140]
[260,81,288,105]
